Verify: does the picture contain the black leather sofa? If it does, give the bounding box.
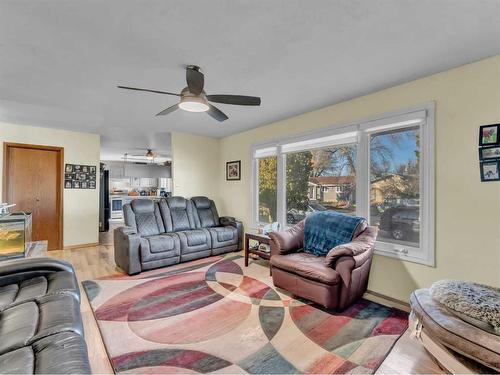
[114,196,243,275]
[0,257,91,374]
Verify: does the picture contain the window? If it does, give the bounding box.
[285,144,357,225]
[253,146,278,224]
[369,127,420,248]
[252,104,435,266]
[257,156,277,223]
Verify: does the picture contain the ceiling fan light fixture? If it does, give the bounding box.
[179,96,209,112]
[118,65,261,122]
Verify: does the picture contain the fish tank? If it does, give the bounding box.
[0,212,32,260]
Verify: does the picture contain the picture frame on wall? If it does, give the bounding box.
[480,161,500,182]
[479,145,500,160]
[226,160,241,181]
[64,163,97,189]
[479,124,499,146]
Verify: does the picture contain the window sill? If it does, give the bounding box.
[374,247,435,267]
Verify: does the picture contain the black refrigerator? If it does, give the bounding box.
[99,168,110,232]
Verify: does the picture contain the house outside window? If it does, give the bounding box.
[252,104,435,266]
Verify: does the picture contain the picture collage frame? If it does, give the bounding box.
[478,124,500,182]
[64,164,97,189]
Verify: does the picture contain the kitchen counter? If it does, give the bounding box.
[110,195,164,200]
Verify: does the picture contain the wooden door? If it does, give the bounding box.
[3,143,63,250]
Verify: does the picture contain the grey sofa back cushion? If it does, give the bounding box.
[158,199,173,232]
[166,197,196,231]
[123,204,137,228]
[191,196,219,228]
[128,199,165,236]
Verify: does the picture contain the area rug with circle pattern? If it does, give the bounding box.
[82,254,408,374]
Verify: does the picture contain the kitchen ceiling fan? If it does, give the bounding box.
[118,65,261,122]
[122,149,169,162]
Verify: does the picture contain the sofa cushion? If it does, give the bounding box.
[191,196,219,228]
[147,234,176,253]
[429,279,500,334]
[140,234,180,263]
[0,271,79,310]
[158,199,173,232]
[0,301,38,355]
[208,226,238,249]
[176,229,211,255]
[0,293,83,355]
[0,331,91,374]
[215,227,234,242]
[0,346,34,374]
[191,196,211,209]
[167,197,196,231]
[185,230,210,246]
[271,252,341,285]
[197,208,218,228]
[129,200,165,236]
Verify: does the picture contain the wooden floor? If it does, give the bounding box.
[42,230,443,374]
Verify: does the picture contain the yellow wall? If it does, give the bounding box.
[171,132,221,206]
[0,122,100,248]
[218,56,500,300]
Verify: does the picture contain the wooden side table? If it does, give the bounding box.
[244,232,272,272]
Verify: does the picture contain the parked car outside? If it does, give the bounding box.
[286,202,327,224]
[379,206,419,241]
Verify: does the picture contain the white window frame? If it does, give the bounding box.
[251,142,279,225]
[251,103,435,266]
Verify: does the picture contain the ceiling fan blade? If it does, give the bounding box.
[118,86,180,96]
[206,94,261,106]
[186,66,204,95]
[156,104,178,116]
[206,104,228,122]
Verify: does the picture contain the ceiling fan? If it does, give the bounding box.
[118,65,261,122]
[122,149,170,163]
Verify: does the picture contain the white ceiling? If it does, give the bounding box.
[1,1,500,158]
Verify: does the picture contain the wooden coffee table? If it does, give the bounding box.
[244,232,272,271]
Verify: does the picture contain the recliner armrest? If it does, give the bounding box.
[269,221,305,256]
[0,257,75,287]
[219,216,237,226]
[324,226,378,267]
[119,226,138,236]
[220,216,243,250]
[114,226,142,275]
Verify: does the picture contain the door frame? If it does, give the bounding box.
[2,142,64,250]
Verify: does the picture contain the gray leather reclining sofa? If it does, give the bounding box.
[114,196,243,275]
[0,257,91,374]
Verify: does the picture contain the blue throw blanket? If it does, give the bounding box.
[304,211,365,257]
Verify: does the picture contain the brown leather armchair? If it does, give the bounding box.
[269,220,378,311]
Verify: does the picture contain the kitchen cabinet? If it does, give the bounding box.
[139,178,157,187]
[109,166,126,178]
[104,161,171,179]
[130,177,141,188]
